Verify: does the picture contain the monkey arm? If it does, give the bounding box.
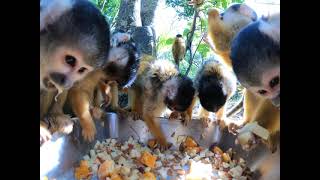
[69,88,96,142]
[143,99,168,149]
[110,82,119,110]
[198,106,211,128]
[40,90,55,120]
[181,96,197,125]
[216,105,226,120]
[242,90,261,124]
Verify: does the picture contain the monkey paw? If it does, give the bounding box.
[200,117,212,128]
[81,121,97,142]
[158,141,173,152]
[228,123,242,135]
[182,114,192,126]
[169,111,180,121]
[47,114,74,134]
[91,107,103,120]
[130,111,142,121]
[40,126,52,145]
[236,134,260,151]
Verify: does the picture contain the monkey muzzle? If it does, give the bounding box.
[49,72,73,90]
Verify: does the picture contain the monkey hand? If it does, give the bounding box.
[81,120,97,142]
[130,111,143,121]
[200,117,212,128]
[181,113,192,126]
[46,114,74,134]
[236,132,261,151]
[265,133,279,153]
[228,122,243,135]
[169,111,180,121]
[158,138,173,152]
[213,119,226,130]
[91,106,103,120]
[40,125,52,146]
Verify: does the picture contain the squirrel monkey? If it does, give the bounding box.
[207,3,257,69]
[40,0,110,144]
[230,13,280,152]
[128,59,195,150]
[169,59,237,128]
[66,32,141,142]
[172,34,186,68]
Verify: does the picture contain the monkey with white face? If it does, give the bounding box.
[230,13,280,152]
[40,0,110,91]
[40,0,110,145]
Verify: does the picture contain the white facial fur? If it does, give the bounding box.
[248,66,280,99]
[40,0,74,31]
[221,68,237,98]
[259,13,280,43]
[111,32,131,47]
[107,47,129,67]
[162,77,178,100]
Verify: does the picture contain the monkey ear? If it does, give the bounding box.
[239,4,257,20]
[40,0,74,31]
[259,13,280,43]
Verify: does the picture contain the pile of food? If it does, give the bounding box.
[75,136,253,180]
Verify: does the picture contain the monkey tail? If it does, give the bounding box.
[226,95,244,117]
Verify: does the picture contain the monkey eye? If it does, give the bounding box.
[269,76,280,88]
[258,90,267,95]
[65,55,76,67]
[78,67,87,74]
[220,13,224,20]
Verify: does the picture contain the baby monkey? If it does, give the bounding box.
[129,59,195,150]
[207,3,257,69]
[230,13,280,152]
[170,59,236,128]
[66,31,140,142]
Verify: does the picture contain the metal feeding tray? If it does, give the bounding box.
[40,113,280,180]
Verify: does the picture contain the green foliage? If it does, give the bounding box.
[89,0,121,26]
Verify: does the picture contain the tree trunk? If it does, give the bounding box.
[132,26,156,56]
[140,0,159,26]
[114,0,159,56]
[114,0,142,32]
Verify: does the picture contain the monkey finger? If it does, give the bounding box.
[200,117,211,128]
[82,125,96,142]
[40,127,52,145]
[169,111,180,121]
[228,123,241,135]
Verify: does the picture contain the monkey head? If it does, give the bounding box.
[163,75,196,112]
[198,75,227,112]
[103,32,141,88]
[207,3,257,53]
[40,0,110,91]
[231,13,280,107]
[195,59,236,112]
